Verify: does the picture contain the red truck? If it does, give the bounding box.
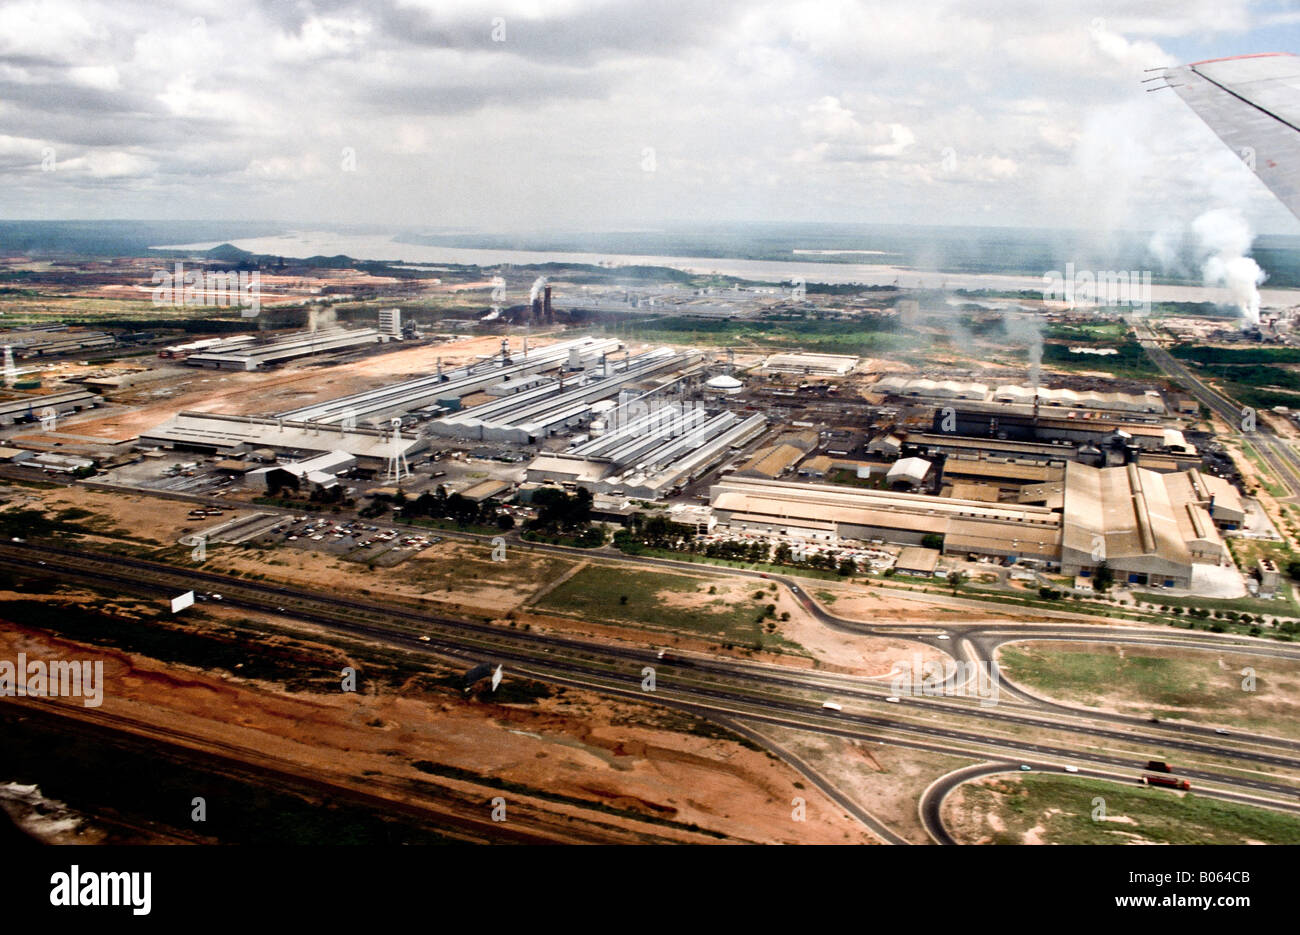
[1142,774,1191,791]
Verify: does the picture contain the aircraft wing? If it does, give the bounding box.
[1162,52,1300,220]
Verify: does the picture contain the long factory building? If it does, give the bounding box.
[139,412,429,464]
[527,403,766,499]
[143,336,624,458]
[0,388,102,426]
[874,375,1166,414]
[278,335,621,426]
[184,327,387,370]
[431,347,699,444]
[708,461,1237,588]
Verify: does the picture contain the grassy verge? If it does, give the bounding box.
[536,564,806,654]
[952,774,1300,845]
[997,641,1300,738]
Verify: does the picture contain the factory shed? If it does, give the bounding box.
[895,547,940,576]
[886,457,932,488]
[735,443,804,479]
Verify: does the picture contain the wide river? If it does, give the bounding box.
[156,231,1300,308]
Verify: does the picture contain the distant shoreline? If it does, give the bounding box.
[155,231,1300,308]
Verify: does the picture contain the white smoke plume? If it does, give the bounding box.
[529,276,548,304]
[308,306,337,332]
[1191,208,1267,327]
[1002,312,1043,393]
[1145,224,1187,278]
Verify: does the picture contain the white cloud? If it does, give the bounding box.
[0,0,1296,234]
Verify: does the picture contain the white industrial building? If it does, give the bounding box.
[378,308,402,338]
[430,348,696,444]
[763,352,858,376]
[874,375,1165,414]
[886,457,932,487]
[277,336,620,426]
[525,406,766,499]
[139,411,427,464]
[0,389,102,426]
[247,450,357,490]
[185,327,387,370]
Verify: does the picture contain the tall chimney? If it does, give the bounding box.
[544,285,553,320]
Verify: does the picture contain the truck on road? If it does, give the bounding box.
[1142,774,1190,791]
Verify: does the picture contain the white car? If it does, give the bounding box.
[1063,765,1079,773]
[936,634,950,640]
[884,696,901,703]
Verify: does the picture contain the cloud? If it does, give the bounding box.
[0,0,1296,233]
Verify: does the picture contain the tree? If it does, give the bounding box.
[947,570,966,594]
[1092,561,1114,594]
[921,533,944,551]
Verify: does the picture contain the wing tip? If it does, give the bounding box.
[1188,51,1295,67]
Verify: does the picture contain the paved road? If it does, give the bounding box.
[7,541,1300,830]
[1134,318,1300,498]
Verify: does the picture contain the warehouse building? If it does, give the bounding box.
[708,476,1062,561]
[895,546,941,576]
[527,409,765,499]
[247,450,357,492]
[431,348,695,444]
[877,376,1165,414]
[735,443,804,479]
[885,456,932,488]
[278,336,621,426]
[140,411,427,465]
[0,388,102,426]
[873,376,989,399]
[1160,467,1246,530]
[158,335,258,359]
[185,327,387,370]
[763,352,858,376]
[710,458,1235,587]
[1058,461,1227,589]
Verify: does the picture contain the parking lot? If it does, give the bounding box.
[248,515,441,566]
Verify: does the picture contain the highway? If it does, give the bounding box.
[5,539,1300,845]
[1134,317,1300,498]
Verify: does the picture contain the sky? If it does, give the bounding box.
[4,0,1300,236]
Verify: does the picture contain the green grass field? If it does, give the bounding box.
[955,774,1300,845]
[1238,440,1287,498]
[998,641,1300,738]
[536,565,805,653]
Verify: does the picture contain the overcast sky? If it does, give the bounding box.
[4,0,1300,236]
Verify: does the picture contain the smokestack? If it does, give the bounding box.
[544,285,552,320]
[531,297,542,320]
[528,276,547,323]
